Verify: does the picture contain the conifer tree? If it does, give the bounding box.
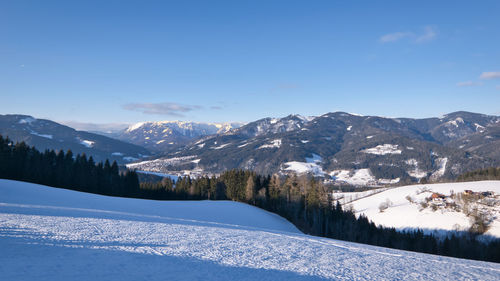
[245,175,256,203]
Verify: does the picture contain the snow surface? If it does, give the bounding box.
[126,156,197,169]
[332,188,391,205]
[347,181,500,238]
[475,123,486,132]
[126,156,205,178]
[305,153,322,164]
[1,180,500,280]
[123,156,139,162]
[378,178,400,185]
[330,169,378,186]
[126,121,146,132]
[430,157,448,180]
[18,117,36,124]
[362,144,402,155]
[258,139,281,149]
[30,132,53,139]
[283,162,325,176]
[447,117,464,128]
[212,143,231,149]
[348,112,364,117]
[135,170,179,180]
[80,139,95,148]
[406,159,427,179]
[124,121,242,140]
[238,142,250,148]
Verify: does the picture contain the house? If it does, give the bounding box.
[463,190,474,195]
[481,191,493,197]
[431,193,446,201]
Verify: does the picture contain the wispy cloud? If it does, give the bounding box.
[122,102,202,117]
[210,105,223,110]
[415,26,437,43]
[480,72,500,80]
[379,32,413,43]
[456,81,482,87]
[379,26,437,43]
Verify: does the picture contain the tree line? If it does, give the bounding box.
[1,135,499,263]
[457,167,500,182]
[0,135,140,197]
[141,170,500,263]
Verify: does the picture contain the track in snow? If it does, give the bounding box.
[1,179,499,280]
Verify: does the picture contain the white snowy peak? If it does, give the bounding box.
[125,120,242,136]
[234,114,313,137]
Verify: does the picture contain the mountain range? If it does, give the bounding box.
[113,121,243,152]
[2,111,500,187]
[126,111,500,186]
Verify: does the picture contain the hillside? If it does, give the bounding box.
[127,111,500,184]
[0,114,150,164]
[1,179,500,280]
[337,181,500,238]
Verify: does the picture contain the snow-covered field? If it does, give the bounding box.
[126,156,205,178]
[328,168,400,186]
[345,181,500,238]
[1,179,499,280]
[361,144,402,155]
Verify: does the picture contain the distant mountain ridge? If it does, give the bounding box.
[127,111,500,186]
[0,114,150,164]
[3,111,500,187]
[115,120,243,151]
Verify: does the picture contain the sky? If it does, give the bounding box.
[1,0,499,128]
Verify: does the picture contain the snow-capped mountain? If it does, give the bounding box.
[128,111,500,185]
[0,114,150,164]
[116,120,243,151]
[227,114,313,138]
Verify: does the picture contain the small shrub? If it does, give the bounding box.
[420,201,428,209]
[469,208,493,235]
[344,204,355,213]
[379,198,393,213]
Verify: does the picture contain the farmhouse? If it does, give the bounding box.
[464,190,474,195]
[431,193,446,201]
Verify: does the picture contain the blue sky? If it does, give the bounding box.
[1,0,499,127]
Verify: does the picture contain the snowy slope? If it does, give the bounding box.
[346,181,500,238]
[1,180,500,281]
